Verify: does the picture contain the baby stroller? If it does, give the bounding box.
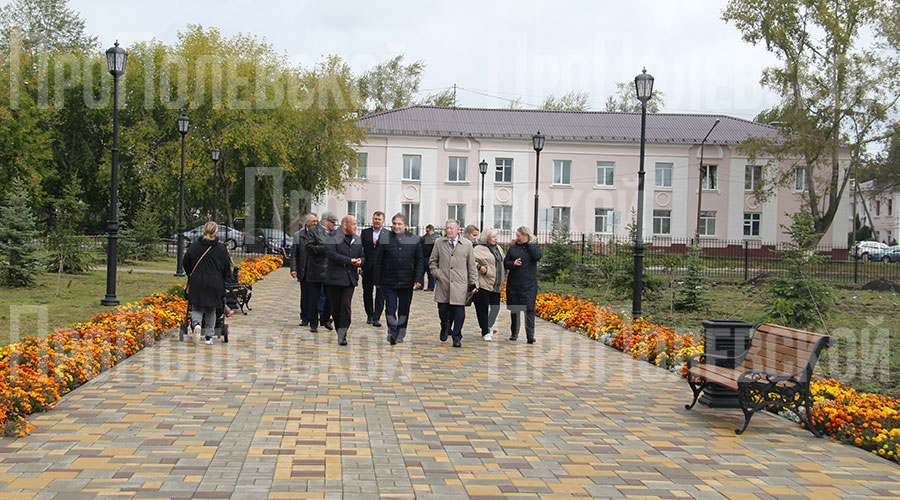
[179,295,229,343]
[179,267,247,343]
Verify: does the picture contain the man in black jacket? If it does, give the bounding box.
[325,215,364,346]
[303,211,337,333]
[420,224,438,291]
[290,213,324,327]
[360,211,385,326]
[374,213,424,345]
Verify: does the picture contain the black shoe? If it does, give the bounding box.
[366,318,373,325]
[527,338,535,344]
[387,334,397,345]
[372,320,382,328]
[439,326,449,342]
[509,335,518,341]
[323,322,333,331]
[299,319,309,327]
[452,339,461,348]
[339,339,348,346]
[310,327,318,333]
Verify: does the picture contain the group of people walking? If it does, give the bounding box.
[290,211,542,347]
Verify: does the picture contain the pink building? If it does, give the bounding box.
[854,180,899,245]
[313,106,851,245]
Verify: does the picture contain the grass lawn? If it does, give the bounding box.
[540,276,900,398]
[0,263,184,346]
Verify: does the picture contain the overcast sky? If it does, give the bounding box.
[69,0,781,120]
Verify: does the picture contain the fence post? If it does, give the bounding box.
[581,233,585,264]
[854,251,858,284]
[744,240,749,281]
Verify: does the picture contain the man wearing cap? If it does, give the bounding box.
[303,211,338,333]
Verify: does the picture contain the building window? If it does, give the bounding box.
[541,206,571,231]
[495,158,512,183]
[887,230,893,244]
[655,162,673,188]
[745,165,762,191]
[402,154,421,181]
[494,205,512,231]
[653,210,671,235]
[888,199,893,216]
[795,167,809,191]
[355,152,367,179]
[596,161,615,186]
[402,202,419,228]
[595,208,613,233]
[701,165,717,190]
[553,160,571,185]
[875,200,881,217]
[347,201,367,226]
[743,213,760,237]
[699,211,716,236]
[448,156,467,182]
[448,204,466,227]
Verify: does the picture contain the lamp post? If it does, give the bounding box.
[532,131,545,235]
[101,41,127,306]
[632,68,654,319]
[479,159,488,231]
[211,148,220,222]
[175,114,190,277]
[695,119,721,242]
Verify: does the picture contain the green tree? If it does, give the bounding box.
[422,88,455,107]
[603,81,665,113]
[541,222,577,283]
[130,198,161,261]
[0,178,41,287]
[357,55,424,114]
[45,179,93,274]
[0,0,97,53]
[541,91,590,111]
[723,0,900,245]
[674,245,707,311]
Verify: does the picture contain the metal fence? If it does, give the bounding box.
[47,232,900,283]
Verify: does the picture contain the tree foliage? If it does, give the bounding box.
[45,179,93,273]
[541,91,590,111]
[0,178,41,287]
[604,81,665,113]
[723,0,900,244]
[357,55,424,114]
[0,0,96,53]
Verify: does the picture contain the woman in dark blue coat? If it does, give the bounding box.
[503,226,542,343]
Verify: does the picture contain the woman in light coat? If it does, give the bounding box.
[473,228,505,341]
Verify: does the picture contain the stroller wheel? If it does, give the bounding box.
[179,321,187,341]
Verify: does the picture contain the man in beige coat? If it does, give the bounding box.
[429,219,478,347]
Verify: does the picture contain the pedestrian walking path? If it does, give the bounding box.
[1,268,899,499]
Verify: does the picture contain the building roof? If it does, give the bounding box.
[358,105,780,146]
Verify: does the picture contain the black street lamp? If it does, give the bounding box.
[101,41,127,306]
[211,148,220,222]
[479,159,488,231]
[175,114,190,277]
[695,119,720,242]
[532,131,545,235]
[632,68,654,319]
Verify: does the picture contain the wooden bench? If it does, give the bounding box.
[684,323,831,436]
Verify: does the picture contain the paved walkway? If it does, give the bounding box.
[2,268,899,499]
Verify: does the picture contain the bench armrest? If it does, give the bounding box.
[687,353,733,370]
[738,369,803,386]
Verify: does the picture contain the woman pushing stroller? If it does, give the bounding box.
[183,222,234,345]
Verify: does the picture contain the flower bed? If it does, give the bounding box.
[533,291,900,464]
[238,255,283,284]
[0,256,282,436]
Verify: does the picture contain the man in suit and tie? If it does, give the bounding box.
[429,219,478,348]
[325,215,364,346]
[361,211,385,327]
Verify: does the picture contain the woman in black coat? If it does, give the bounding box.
[183,222,233,345]
[503,226,542,343]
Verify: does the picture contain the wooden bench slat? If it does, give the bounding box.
[756,323,829,344]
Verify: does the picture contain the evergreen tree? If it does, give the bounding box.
[0,178,41,286]
[45,180,93,273]
[674,244,708,311]
[130,198,161,261]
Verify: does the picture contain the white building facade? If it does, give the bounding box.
[313,106,851,246]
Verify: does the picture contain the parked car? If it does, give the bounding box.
[871,245,900,263]
[851,241,888,260]
[243,228,289,255]
[171,224,244,249]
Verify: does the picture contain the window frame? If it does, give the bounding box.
[402,154,421,181]
[495,158,512,184]
[655,162,673,188]
[355,152,368,179]
[699,210,717,237]
[401,202,420,228]
[745,165,762,191]
[743,212,761,237]
[701,164,718,191]
[494,205,512,231]
[552,160,571,186]
[596,161,615,187]
[594,208,613,233]
[347,200,367,227]
[652,209,671,235]
[794,166,809,192]
[447,203,466,227]
[448,156,468,183]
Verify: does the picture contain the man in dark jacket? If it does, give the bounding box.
[325,215,364,346]
[374,213,424,345]
[420,224,438,291]
[290,213,324,327]
[303,211,338,333]
[504,226,542,343]
[360,211,385,326]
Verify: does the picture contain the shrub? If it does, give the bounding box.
[540,222,577,283]
[0,178,41,287]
